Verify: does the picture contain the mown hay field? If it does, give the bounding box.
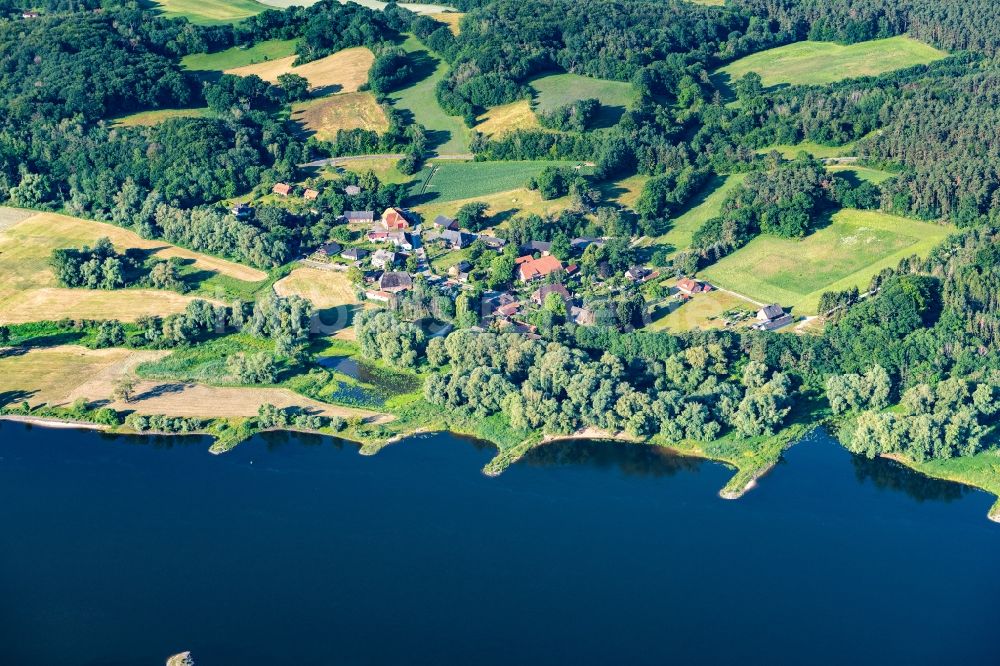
[0,212,265,324]
[699,208,953,313]
[716,36,946,89]
[474,100,540,137]
[430,11,464,34]
[292,92,388,139]
[273,267,358,309]
[147,0,267,24]
[225,46,374,93]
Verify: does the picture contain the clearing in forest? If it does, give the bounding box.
[225,46,374,93]
[410,160,581,204]
[531,73,635,128]
[292,92,389,139]
[146,0,267,24]
[637,173,746,254]
[389,36,471,154]
[699,208,953,314]
[826,164,897,184]
[716,36,946,90]
[181,39,298,72]
[0,212,266,324]
[113,108,215,127]
[430,12,464,34]
[474,101,540,137]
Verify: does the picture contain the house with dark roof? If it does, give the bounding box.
[273,183,292,197]
[479,236,507,251]
[752,304,793,331]
[516,255,564,282]
[340,247,369,262]
[344,211,375,223]
[433,215,458,231]
[625,266,653,282]
[378,271,413,293]
[316,241,342,257]
[531,283,571,306]
[448,260,472,282]
[438,229,475,250]
[519,240,552,256]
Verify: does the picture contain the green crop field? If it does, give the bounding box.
[145,0,267,24]
[181,39,297,72]
[410,160,580,204]
[531,73,635,128]
[699,208,953,314]
[389,36,470,154]
[716,36,946,90]
[638,174,745,255]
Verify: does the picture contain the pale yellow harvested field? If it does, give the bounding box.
[291,91,388,139]
[0,212,263,323]
[475,100,539,137]
[0,345,154,408]
[226,46,374,92]
[0,345,388,421]
[430,11,464,35]
[1,288,207,325]
[274,267,358,309]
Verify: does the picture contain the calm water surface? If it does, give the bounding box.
[1,423,997,665]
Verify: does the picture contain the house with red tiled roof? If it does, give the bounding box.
[381,207,409,231]
[272,183,292,197]
[677,277,710,295]
[515,255,563,282]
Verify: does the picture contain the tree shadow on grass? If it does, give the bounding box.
[0,389,36,408]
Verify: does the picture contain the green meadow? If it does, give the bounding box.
[531,72,634,128]
[145,0,267,24]
[411,160,580,203]
[699,208,953,313]
[716,36,946,90]
[181,39,298,72]
[390,36,471,154]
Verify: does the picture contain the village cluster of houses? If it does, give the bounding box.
[231,184,796,333]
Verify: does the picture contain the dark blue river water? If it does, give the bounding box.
[1,422,997,666]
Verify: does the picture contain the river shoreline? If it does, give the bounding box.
[3,414,998,521]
